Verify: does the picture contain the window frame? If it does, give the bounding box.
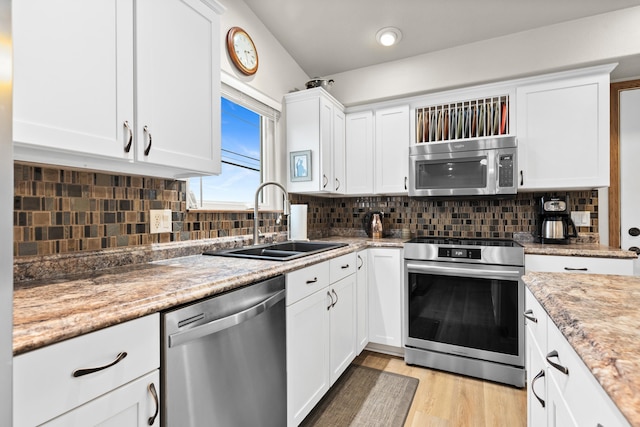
[187,81,282,212]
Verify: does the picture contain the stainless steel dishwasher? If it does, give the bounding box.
[162,275,286,427]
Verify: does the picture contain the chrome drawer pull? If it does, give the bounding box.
[523,309,538,323]
[531,369,545,408]
[72,351,128,377]
[546,350,569,375]
[564,267,588,271]
[341,264,349,269]
[143,125,153,156]
[306,277,318,284]
[123,120,133,153]
[148,382,159,425]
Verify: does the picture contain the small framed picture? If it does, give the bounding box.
[290,150,312,181]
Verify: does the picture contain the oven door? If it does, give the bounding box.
[404,260,524,367]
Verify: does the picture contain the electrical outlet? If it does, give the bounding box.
[571,211,591,227]
[150,209,172,233]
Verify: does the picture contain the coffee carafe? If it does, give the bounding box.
[537,196,578,244]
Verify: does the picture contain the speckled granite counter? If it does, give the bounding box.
[522,242,637,259]
[13,236,404,355]
[524,272,640,427]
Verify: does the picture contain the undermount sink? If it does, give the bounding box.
[203,241,348,261]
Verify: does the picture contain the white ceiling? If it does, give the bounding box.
[243,0,640,79]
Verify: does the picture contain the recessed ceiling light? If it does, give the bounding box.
[376,27,402,47]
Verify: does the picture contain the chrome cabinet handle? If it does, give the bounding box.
[72,351,128,377]
[546,350,569,375]
[143,125,152,156]
[523,309,538,323]
[564,267,588,271]
[327,291,333,310]
[322,174,328,189]
[341,264,349,269]
[147,382,159,425]
[331,289,338,307]
[404,176,408,190]
[335,178,340,191]
[306,277,318,284]
[520,170,524,186]
[531,369,545,408]
[123,121,133,153]
[357,255,363,270]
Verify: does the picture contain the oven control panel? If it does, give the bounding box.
[438,247,482,259]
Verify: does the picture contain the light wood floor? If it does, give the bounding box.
[352,351,527,427]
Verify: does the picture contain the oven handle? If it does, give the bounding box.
[406,262,522,279]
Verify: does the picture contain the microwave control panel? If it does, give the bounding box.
[498,154,514,187]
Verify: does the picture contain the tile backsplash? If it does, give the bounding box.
[13,163,599,257]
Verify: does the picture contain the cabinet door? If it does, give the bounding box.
[345,111,375,195]
[42,371,160,427]
[367,248,403,347]
[286,289,331,426]
[375,106,410,194]
[329,275,357,384]
[526,328,547,427]
[13,0,134,160]
[135,0,221,174]
[333,108,346,194]
[516,71,610,190]
[356,250,369,354]
[319,96,334,192]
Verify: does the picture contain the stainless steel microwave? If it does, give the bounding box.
[408,136,517,197]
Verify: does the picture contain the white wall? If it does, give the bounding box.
[0,0,13,423]
[327,6,640,106]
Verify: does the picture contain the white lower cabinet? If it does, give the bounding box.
[525,254,635,276]
[525,289,629,427]
[13,314,160,427]
[355,249,369,354]
[286,253,357,426]
[42,370,159,427]
[367,248,403,349]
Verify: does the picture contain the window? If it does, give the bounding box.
[188,85,279,210]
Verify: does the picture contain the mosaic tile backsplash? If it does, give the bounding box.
[14,163,598,257]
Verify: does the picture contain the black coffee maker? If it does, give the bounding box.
[537,195,578,244]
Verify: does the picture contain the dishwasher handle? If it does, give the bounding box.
[168,289,285,348]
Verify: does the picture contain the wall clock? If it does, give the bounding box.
[226,27,259,75]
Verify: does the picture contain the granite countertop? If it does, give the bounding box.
[13,236,404,355]
[524,272,640,427]
[522,242,638,259]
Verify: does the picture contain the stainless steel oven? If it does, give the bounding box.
[408,136,517,198]
[403,238,525,387]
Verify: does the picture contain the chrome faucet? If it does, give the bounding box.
[253,182,290,245]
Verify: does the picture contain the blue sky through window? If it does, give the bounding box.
[199,98,261,203]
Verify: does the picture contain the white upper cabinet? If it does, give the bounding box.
[516,65,614,191]
[345,111,375,195]
[285,88,345,194]
[13,0,223,179]
[375,105,410,194]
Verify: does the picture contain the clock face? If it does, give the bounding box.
[227,27,258,75]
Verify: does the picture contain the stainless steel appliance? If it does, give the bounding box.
[404,238,525,387]
[162,275,286,427]
[408,136,517,198]
[538,195,578,244]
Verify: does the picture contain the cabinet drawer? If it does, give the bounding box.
[546,321,629,427]
[330,252,357,283]
[286,261,330,305]
[525,254,634,275]
[524,288,547,351]
[14,314,159,427]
